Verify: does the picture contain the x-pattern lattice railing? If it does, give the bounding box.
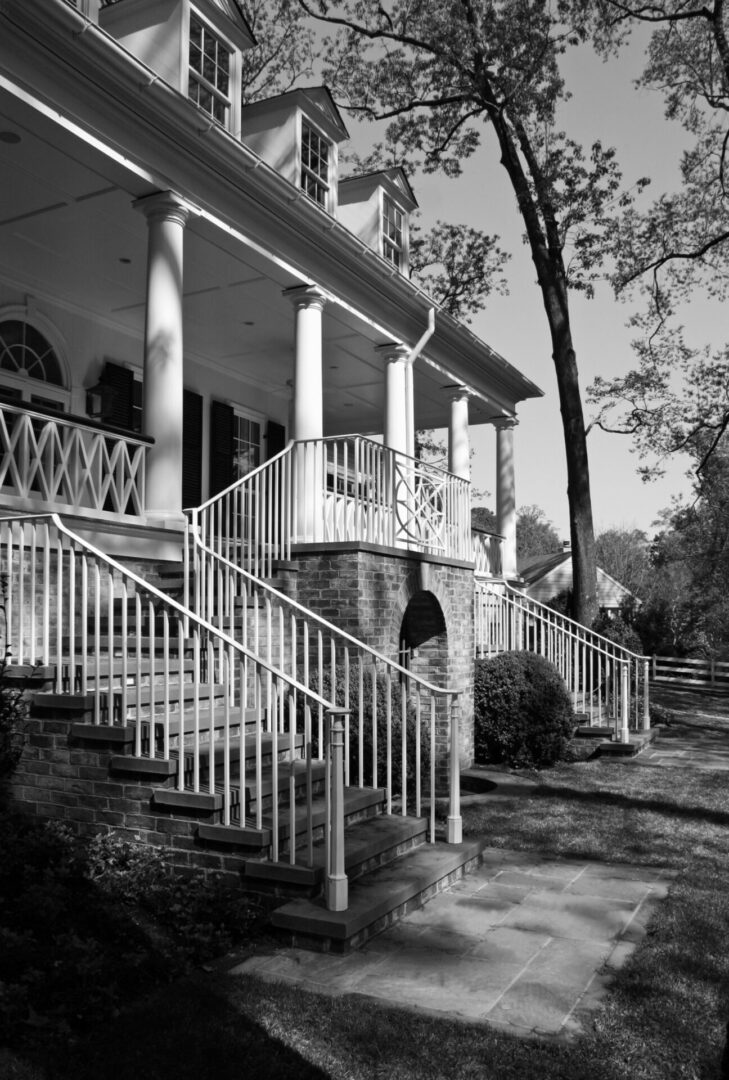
[0,402,148,519]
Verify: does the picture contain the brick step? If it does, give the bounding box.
[191,758,328,814]
[271,836,485,953]
[242,813,428,897]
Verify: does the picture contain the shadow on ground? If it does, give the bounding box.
[39,973,330,1080]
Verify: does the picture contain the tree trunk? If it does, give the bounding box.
[541,274,598,627]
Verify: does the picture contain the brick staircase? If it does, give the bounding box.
[8,519,481,953]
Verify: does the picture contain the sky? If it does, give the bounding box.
[397,28,712,542]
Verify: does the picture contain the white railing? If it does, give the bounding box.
[0,401,148,520]
[186,521,464,845]
[2,513,463,910]
[193,436,472,578]
[472,528,504,577]
[0,513,356,904]
[475,582,650,743]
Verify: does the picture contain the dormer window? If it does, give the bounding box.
[301,122,331,208]
[188,13,232,126]
[383,196,405,270]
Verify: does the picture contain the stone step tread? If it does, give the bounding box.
[258,786,385,843]
[271,838,484,944]
[244,814,427,888]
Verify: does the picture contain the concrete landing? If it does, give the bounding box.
[232,848,675,1039]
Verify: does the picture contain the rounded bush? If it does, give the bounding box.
[474,651,576,768]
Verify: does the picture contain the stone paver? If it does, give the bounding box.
[232,851,675,1039]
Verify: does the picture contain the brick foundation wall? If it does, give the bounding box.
[8,716,245,880]
[287,544,476,777]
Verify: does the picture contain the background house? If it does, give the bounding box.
[518,544,636,613]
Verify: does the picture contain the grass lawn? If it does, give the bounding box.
[7,690,729,1080]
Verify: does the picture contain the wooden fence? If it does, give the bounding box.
[651,655,729,690]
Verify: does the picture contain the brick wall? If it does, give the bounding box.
[8,716,246,879]
[288,544,476,778]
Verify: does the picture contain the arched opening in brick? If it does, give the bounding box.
[399,590,448,687]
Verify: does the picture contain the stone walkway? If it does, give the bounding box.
[233,850,675,1039]
[232,690,727,1039]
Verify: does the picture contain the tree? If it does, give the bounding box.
[240,0,317,103]
[622,435,729,657]
[516,504,562,561]
[594,525,651,596]
[589,2,729,487]
[294,0,649,625]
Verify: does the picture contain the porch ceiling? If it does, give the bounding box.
[0,88,498,436]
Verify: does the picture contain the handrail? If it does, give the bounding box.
[191,440,294,514]
[3,512,332,707]
[189,526,459,699]
[499,580,649,665]
[475,579,650,738]
[0,395,154,445]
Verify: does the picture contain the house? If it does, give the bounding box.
[0,0,647,945]
[519,545,635,614]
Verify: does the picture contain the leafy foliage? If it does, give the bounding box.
[590,2,729,484]
[409,219,510,320]
[0,817,263,1051]
[516,504,562,560]
[474,651,576,767]
[239,0,316,103]
[594,525,651,597]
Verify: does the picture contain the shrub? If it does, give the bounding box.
[474,651,576,768]
[592,611,644,655]
[0,816,264,1050]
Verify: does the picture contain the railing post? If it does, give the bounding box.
[446,696,462,844]
[326,708,349,912]
[642,658,650,730]
[619,663,630,744]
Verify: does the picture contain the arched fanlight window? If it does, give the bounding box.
[0,320,64,387]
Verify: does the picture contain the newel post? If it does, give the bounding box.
[446,696,462,844]
[619,663,630,744]
[642,659,651,731]
[326,709,349,911]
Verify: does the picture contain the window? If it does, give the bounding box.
[383,196,404,269]
[233,413,261,480]
[301,122,330,207]
[188,13,231,127]
[0,320,67,411]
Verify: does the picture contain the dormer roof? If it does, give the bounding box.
[340,166,418,212]
[192,0,256,50]
[240,86,349,143]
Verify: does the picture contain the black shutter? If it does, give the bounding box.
[99,361,134,430]
[182,389,203,508]
[266,419,286,459]
[209,399,234,495]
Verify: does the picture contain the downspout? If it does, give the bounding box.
[405,307,435,457]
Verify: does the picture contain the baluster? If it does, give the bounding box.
[207,639,215,796]
[371,661,378,789]
[147,601,156,759]
[80,554,88,695]
[120,578,128,735]
[55,531,63,692]
[270,676,279,861]
[429,696,436,843]
[415,688,421,818]
[162,607,170,760]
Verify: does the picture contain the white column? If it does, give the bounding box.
[378,344,415,548]
[286,285,326,541]
[378,343,411,455]
[135,192,189,523]
[495,416,518,578]
[448,389,470,480]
